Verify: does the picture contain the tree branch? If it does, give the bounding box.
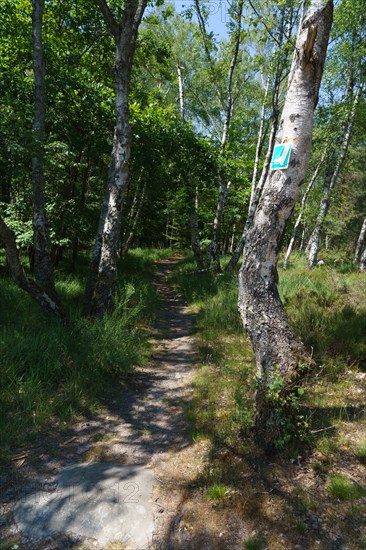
[94,0,120,37]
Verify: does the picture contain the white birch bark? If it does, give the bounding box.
[307,80,363,268]
[188,177,204,270]
[360,246,366,272]
[176,61,185,120]
[84,0,147,317]
[226,2,295,273]
[248,76,270,212]
[122,181,146,257]
[354,218,366,264]
[283,146,327,269]
[238,0,333,449]
[206,178,231,271]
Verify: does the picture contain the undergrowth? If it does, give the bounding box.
[170,252,366,549]
[0,247,171,458]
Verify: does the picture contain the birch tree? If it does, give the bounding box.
[307,80,363,268]
[226,0,299,272]
[283,145,327,269]
[354,217,366,264]
[238,0,333,449]
[31,0,57,295]
[195,0,244,272]
[84,0,147,317]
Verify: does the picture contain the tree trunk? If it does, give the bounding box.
[198,0,243,272]
[188,177,204,270]
[207,178,231,271]
[121,181,146,257]
[248,76,270,215]
[177,61,185,120]
[226,2,295,273]
[0,217,66,321]
[238,0,333,450]
[176,59,203,269]
[31,0,56,295]
[360,246,366,272]
[84,0,147,317]
[226,116,278,271]
[283,146,327,269]
[307,80,363,268]
[354,218,366,264]
[229,224,236,254]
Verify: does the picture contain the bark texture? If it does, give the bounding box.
[360,246,366,272]
[84,0,147,317]
[354,218,366,264]
[31,0,56,295]
[226,2,293,273]
[238,0,333,449]
[0,218,65,320]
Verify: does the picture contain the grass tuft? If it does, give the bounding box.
[206,483,229,500]
[328,474,365,501]
[243,535,265,550]
[354,440,366,463]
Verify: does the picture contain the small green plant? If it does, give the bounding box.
[295,519,307,534]
[354,441,366,464]
[265,371,309,449]
[243,535,265,550]
[328,475,365,501]
[206,483,229,500]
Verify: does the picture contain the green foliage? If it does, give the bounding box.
[328,475,365,501]
[354,441,366,464]
[265,370,309,450]
[279,261,366,372]
[206,483,229,500]
[243,536,265,550]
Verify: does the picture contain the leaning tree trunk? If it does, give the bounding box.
[307,80,363,268]
[360,246,366,272]
[84,0,147,317]
[31,0,57,295]
[283,146,327,269]
[0,217,65,320]
[354,217,366,264]
[238,0,333,450]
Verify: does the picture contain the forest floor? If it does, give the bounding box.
[0,257,246,549]
[1,255,366,549]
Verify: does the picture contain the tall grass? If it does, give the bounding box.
[0,248,171,457]
[170,253,366,449]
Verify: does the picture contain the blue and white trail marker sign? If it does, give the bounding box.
[271,143,292,171]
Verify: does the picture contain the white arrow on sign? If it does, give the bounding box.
[271,143,292,171]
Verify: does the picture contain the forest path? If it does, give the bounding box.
[1,257,199,549]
